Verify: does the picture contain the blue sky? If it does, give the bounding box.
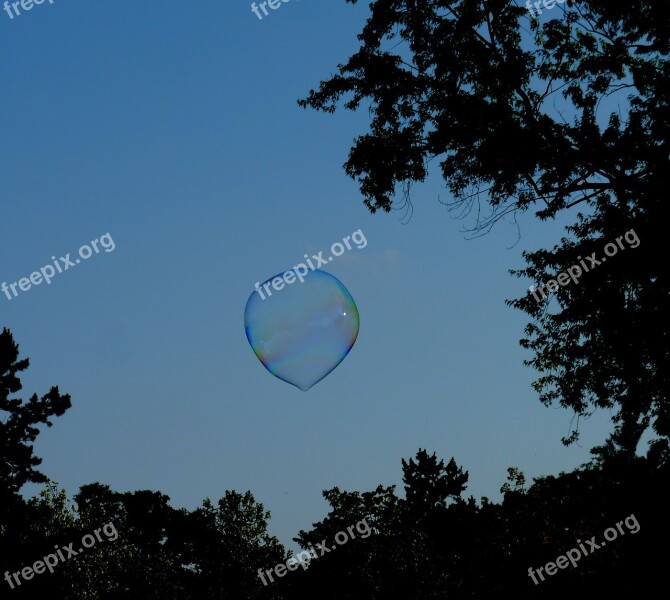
[1,0,613,552]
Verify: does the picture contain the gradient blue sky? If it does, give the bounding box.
[1,0,613,552]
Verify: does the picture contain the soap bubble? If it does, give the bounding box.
[244,269,360,391]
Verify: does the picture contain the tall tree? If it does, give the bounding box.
[299,0,670,451]
[0,328,71,496]
[293,484,400,600]
[0,328,71,519]
[0,329,71,598]
[188,491,288,600]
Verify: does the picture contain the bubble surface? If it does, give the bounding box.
[244,270,360,391]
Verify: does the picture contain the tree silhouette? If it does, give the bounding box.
[0,327,71,590]
[0,327,71,508]
[402,449,469,511]
[190,491,287,600]
[300,0,668,221]
[299,0,670,452]
[290,449,666,599]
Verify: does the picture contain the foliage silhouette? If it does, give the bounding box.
[299,0,670,452]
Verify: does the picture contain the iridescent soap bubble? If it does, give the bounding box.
[244,269,360,391]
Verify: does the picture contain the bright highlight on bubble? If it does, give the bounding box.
[244,270,360,391]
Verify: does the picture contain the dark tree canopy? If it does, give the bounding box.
[290,449,667,599]
[300,0,669,220]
